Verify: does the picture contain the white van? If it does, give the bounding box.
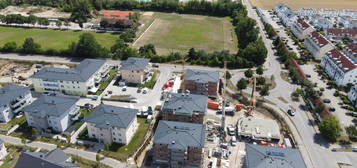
[231,136,237,146]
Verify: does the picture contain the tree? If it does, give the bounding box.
[244,68,254,78]
[346,125,357,141]
[2,41,17,52]
[56,20,62,28]
[139,44,156,57]
[256,66,264,75]
[96,153,101,162]
[238,38,267,65]
[187,48,198,61]
[74,33,107,58]
[111,38,127,60]
[22,38,41,54]
[122,48,139,60]
[234,16,259,49]
[226,71,232,80]
[236,78,248,94]
[318,116,342,142]
[31,128,37,136]
[259,84,270,97]
[100,20,109,28]
[256,76,266,86]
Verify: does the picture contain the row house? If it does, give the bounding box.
[291,18,315,40]
[310,16,334,30]
[31,59,109,96]
[183,69,220,98]
[120,57,150,84]
[274,3,296,27]
[0,85,32,123]
[320,49,357,86]
[153,120,205,168]
[304,31,334,60]
[14,148,79,168]
[24,95,79,133]
[85,104,138,145]
[162,93,208,124]
[326,28,357,43]
[344,44,357,63]
[348,85,357,108]
[339,16,357,29]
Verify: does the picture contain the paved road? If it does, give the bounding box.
[0,135,126,168]
[241,0,357,167]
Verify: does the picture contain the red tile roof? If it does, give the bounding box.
[311,31,330,47]
[296,18,310,30]
[327,49,356,72]
[99,10,136,20]
[326,28,357,37]
[345,44,357,58]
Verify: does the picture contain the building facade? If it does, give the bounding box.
[344,44,357,63]
[162,93,208,124]
[0,85,32,123]
[183,69,220,98]
[274,3,296,27]
[348,85,357,108]
[320,49,357,86]
[85,104,138,145]
[24,95,79,133]
[291,18,315,40]
[153,120,205,168]
[120,57,150,84]
[304,31,334,60]
[31,59,109,96]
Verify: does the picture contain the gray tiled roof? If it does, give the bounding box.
[245,143,307,168]
[0,85,30,106]
[23,95,78,118]
[153,120,205,150]
[120,57,150,70]
[85,104,137,129]
[184,69,220,83]
[162,93,208,115]
[14,148,78,168]
[31,59,106,82]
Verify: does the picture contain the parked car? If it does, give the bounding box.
[305,74,311,78]
[227,125,236,136]
[231,136,237,146]
[323,99,331,103]
[142,88,148,94]
[84,103,93,109]
[122,86,127,91]
[152,64,159,68]
[287,109,296,116]
[328,106,336,112]
[137,87,142,93]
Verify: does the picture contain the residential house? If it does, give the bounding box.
[0,85,32,123]
[339,16,357,29]
[291,18,315,40]
[344,44,357,63]
[348,85,357,108]
[120,57,150,84]
[320,49,357,86]
[0,140,7,161]
[85,104,138,145]
[311,16,334,30]
[153,120,205,168]
[326,28,357,44]
[183,69,220,97]
[14,148,79,168]
[304,31,334,60]
[31,59,109,96]
[24,95,79,133]
[274,3,296,27]
[244,143,306,168]
[162,93,208,124]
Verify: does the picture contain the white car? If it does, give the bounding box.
[231,136,237,146]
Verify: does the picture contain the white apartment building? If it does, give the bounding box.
[320,49,357,86]
[344,44,357,63]
[120,57,150,84]
[291,18,315,40]
[348,85,357,108]
[85,104,138,145]
[24,95,79,133]
[304,31,334,60]
[339,16,357,29]
[31,59,109,96]
[274,3,296,27]
[0,140,7,161]
[0,85,32,123]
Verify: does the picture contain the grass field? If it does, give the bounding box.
[133,12,238,55]
[249,0,357,10]
[0,27,117,50]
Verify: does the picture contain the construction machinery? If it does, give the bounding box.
[245,76,256,116]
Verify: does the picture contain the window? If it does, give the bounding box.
[100,134,103,136]
[113,132,115,135]
[113,138,116,140]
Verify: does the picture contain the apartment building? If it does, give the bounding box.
[339,16,357,29]
[120,57,150,84]
[85,104,138,145]
[0,85,32,123]
[320,49,357,86]
[348,85,357,108]
[183,69,220,97]
[24,95,79,133]
[344,44,357,63]
[153,120,205,168]
[326,28,357,44]
[14,148,79,168]
[31,59,109,96]
[291,18,315,40]
[304,31,334,60]
[162,93,208,124]
[0,140,7,161]
[274,3,296,27]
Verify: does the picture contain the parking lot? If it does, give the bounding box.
[301,64,355,127]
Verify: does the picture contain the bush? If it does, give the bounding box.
[318,116,342,143]
[1,41,17,52]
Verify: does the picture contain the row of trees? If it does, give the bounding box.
[0,14,50,25]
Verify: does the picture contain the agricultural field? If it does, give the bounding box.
[249,0,357,10]
[0,27,117,50]
[133,12,238,55]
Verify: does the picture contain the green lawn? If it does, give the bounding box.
[134,12,238,54]
[100,118,150,161]
[0,27,117,50]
